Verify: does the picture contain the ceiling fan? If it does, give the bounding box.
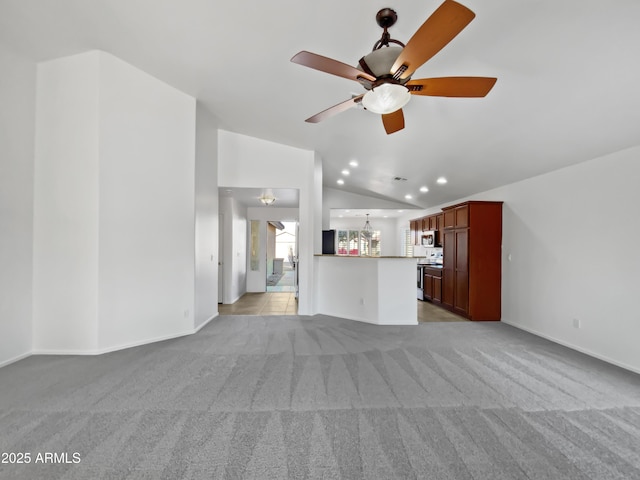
[291,0,497,135]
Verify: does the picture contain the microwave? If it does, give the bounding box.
[421,231,438,247]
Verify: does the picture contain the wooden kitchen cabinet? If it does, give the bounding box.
[443,204,468,229]
[441,201,502,321]
[423,266,442,303]
[423,271,433,300]
[432,275,442,303]
[410,220,418,245]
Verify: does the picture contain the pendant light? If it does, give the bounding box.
[363,214,373,237]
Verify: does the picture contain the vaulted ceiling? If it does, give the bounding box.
[2,0,640,208]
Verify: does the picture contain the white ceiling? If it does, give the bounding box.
[3,0,640,208]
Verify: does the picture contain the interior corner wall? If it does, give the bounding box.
[33,50,196,354]
[218,130,317,314]
[0,45,36,366]
[194,103,219,329]
[396,146,640,374]
[482,146,640,373]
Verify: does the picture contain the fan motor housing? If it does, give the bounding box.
[358,46,408,87]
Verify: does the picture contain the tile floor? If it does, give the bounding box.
[417,299,468,323]
[219,293,467,322]
[218,292,298,315]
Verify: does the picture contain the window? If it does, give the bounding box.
[337,229,381,256]
[360,231,381,256]
[404,229,414,257]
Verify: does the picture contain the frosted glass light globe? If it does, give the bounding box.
[362,83,411,114]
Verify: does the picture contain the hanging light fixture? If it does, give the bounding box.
[259,193,276,206]
[362,213,373,237]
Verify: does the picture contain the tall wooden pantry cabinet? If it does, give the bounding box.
[441,201,503,321]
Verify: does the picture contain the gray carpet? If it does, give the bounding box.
[1,315,640,479]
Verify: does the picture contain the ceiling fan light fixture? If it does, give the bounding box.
[362,83,410,115]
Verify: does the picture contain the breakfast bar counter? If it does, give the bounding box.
[314,254,417,325]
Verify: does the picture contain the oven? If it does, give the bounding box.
[417,265,424,300]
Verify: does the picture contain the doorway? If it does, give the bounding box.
[266,221,296,293]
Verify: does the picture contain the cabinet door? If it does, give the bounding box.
[442,229,456,308]
[453,229,469,315]
[455,205,469,228]
[433,276,442,303]
[443,209,455,229]
[423,273,433,300]
[428,215,437,230]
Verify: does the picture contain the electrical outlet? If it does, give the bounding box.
[184,309,190,318]
[360,298,365,305]
[572,318,580,328]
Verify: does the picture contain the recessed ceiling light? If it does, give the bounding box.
[437,177,447,184]
[341,169,350,175]
[345,210,350,213]
[420,186,429,193]
[337,179,344,185]
[397,210,404,213]
[349,160,358,167]
[383,215,389,218]
[339,215,344,218]
[405,194,413,200]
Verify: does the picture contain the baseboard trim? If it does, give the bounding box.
[0,351,32,369]
[317,310,418,326]
[194,313,217,333]
[30,315,220,357]
[502,319,640,375]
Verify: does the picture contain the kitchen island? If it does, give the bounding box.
[314,254,417,325]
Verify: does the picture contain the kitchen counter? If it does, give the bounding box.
[314,255,417,325]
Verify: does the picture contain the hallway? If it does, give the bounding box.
[218,292,298,315]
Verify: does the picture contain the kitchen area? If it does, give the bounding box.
[318,200,503,325]
[411,201,503,322]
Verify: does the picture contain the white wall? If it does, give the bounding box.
[315,256,417,325]
[219,195,247,304]
[330,217,399,256]
[396,146,640,373]
[489,147,640,373]
[33,51,197,354]
[194,103,219,329]
[0,45,36,366]
[33,52,101,353]
[218,130,318,314]
[96,52,195,351]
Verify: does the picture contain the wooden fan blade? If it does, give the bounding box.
[305,95,364,123]
[391,1,475,81]
[407,77,497,97]
[405,77,498,97]
[382,109,405,134]
[291,51,376,84]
